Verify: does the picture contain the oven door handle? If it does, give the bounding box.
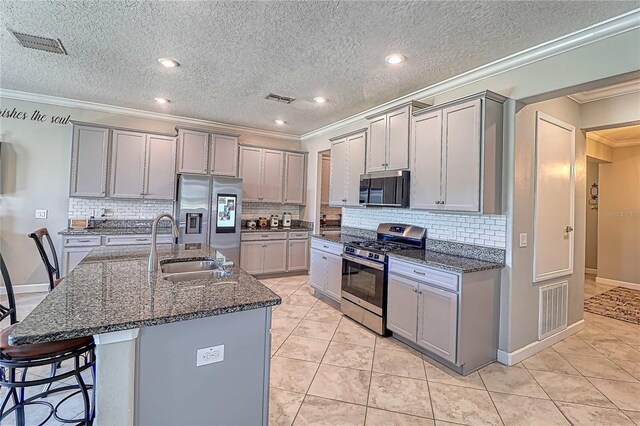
[341,254,385,271]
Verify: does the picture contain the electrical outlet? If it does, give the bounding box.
[196,345,224,367]
[35,209,47,219]
[519,233,528,248]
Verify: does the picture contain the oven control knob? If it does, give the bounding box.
[374,254,380,259]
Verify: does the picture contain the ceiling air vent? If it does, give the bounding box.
[9,29,67,55]
[265,93,296,104]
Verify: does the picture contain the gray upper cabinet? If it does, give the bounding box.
[110,130,146,198]
[70,125,110,197]
[145,135,176,199]
[261,150,284,203]
[238,146,284,203]
[177,129,209,174]
[239,147,262,202]
[209,134,238,177]
[410,91,506,214]
[365,101,427,173]
[329,130,366,207]
[283,152,306,205]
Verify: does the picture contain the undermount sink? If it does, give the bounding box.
[160,258,230,282]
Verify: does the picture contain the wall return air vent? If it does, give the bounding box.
[265,93,296,104]
[9,29,67,55]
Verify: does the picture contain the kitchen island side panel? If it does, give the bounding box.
[135,307,270,425]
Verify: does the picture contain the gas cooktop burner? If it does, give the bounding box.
[347,240,415,253]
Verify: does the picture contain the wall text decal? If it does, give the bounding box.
[0,107,71,125]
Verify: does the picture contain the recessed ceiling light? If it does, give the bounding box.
[158,58,180,68]
[385,54,405,65]
[154,97,170,104]
[274,120,286,126]
[313,97,328,104]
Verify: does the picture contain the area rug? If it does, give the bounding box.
[584,286,640,325]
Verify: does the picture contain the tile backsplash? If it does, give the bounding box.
[342,207,507,249]
[69,198,174,220]
[241,203,302,220]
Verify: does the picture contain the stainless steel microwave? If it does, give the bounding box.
[359,170,410,208]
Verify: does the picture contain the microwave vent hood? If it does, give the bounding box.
[359,170,410,208]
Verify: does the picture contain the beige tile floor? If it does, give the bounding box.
[584,273,617,299]
[265,274,640,426]
[2,273,639,425]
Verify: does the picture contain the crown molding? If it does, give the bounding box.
[567,79,640,104]
[588,131,617,147]
[301,9,640,141]
[589,130,640,147]
[0,89,301,142]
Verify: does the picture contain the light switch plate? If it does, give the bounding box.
[519,233,528,248]
[196,344,224,367]
[35,209,47,219]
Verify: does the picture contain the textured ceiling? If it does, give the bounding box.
[0,1,637,135]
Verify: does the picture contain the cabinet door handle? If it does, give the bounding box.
[322,245,329,248]
[413,288,418,293]
[435,201,440,204]
[566,226,574,233]
[77,239,91,243]
[418,290,423,294]
[263,245,267,248]
[413,270,426,276]
[381,163,385,166]
[261,235,269,238]
[441,200,445,204]
[136,238,148,242]
[322,256,327,260]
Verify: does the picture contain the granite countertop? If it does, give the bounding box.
[9,244,281,345]
[387,250,504,273]
[312,233,504,273]
[241,226,311,233]
[59,227,172,236]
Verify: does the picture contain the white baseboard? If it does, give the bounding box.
[596,277,640,291]
[497,320,584,365]
[585,268,597,275]
[0,283,49,295]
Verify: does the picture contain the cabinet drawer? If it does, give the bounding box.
[288,231,309,240]
[241,232,288,241]
[63,235,102,247]
[104,234,173,246]
[388,258,459,292]
[310,238,343,256]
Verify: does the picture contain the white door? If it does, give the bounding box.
[110,130,146,198]
[324,253,343,302]
[387,274,419,342]
[261,150,284,203]
[178,129,209,174]
[329,139,347,206]
[240,241,264,274]
[386,106,410,170]
[367,116,387,173]
[287,239,309,271]
[210,135,238,176]
[345,132,366,206]
[239,147,263,202]
[283,152,305,205]
[144,135,176,200]
[417,284,458,363]
[263,240,287,274]
[309,249,326,291]
[411,110,443,210]
[70,126,109,197]
[442,99,481,212]
[533,112,575,282]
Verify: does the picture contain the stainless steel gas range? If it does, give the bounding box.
[341,223,426,335]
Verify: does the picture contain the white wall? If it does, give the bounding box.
[0,98,301,286]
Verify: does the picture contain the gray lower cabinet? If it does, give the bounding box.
[240,241,265,275]
[262,240,287,274]
[387,258,500,375]
[287,238,309,272]
[417,283,458,363]
[309,239,342,302]
[70,125,110,197]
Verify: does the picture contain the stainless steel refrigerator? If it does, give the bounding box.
[175,175,243,263]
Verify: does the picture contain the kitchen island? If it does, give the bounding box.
[9,244,281,425]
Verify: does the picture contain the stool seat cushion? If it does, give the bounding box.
[0,323,93,359]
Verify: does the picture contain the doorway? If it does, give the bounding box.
[315,150,342,234]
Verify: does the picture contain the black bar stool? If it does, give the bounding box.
[0,252,96,425]
[27,228,62,291]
